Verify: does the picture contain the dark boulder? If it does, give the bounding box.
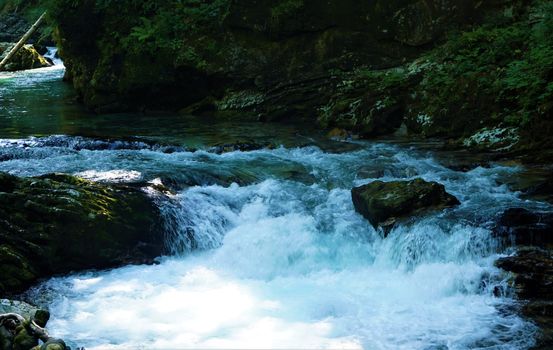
[523,174,553,204]
[496,248,553,349]
[496,248,553,300]
[209,139,275,154]
[351,178,459,231]
[493,208,553,247]
[0,172,164,295]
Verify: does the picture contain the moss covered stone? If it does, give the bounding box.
[351,178,460,232]
[0,172,164,295]
[0,43,51,71]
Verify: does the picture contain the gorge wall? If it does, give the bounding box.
[40,0,553,153]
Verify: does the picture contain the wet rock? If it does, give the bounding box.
[0,14,29,43]
[0,43,52,71]
[318,68,415,138]
[520,173,553,204]
[0,172,164,295]
[0,13,51,46]
[496,248,553,300]
[209,140,275,154]
[351,178,459,232]
[327,128,351,141]
[0,300,47,324]
[0,299,52,350]
[36,338,68,350]
[493,208,553,247]
[496,248,553,349]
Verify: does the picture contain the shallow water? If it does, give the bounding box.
[1,52,550,350]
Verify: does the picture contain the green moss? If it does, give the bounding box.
[0,172,164,294]
[270,0,303,22]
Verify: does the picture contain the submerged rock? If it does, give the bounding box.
[209,140,275,154]
[351,178,459,231]
[0,172,164,295]
[0,43,51,72]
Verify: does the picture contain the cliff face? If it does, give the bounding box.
[50,0,553,154]
[51,0,486,113]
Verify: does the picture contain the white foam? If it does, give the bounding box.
[14,138,546,349]
[75,170,142,183]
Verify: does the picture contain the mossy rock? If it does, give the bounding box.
[0,43,51,72]
[351,178,460,232]
[0,299,54,350]
[0,172,164,295]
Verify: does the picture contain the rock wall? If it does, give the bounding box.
[50,0,487,113]
[48,0,553,153]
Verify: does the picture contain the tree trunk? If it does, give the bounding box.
[0,11,47,71]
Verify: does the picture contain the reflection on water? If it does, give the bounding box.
[0,58,339,150]
[0,57,87,138]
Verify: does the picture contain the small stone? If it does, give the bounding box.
[33,310,50,328]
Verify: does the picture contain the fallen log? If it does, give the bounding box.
[0,11,47,71]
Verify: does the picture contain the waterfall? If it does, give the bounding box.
[43,46,63,66]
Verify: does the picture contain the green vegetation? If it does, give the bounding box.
[3,0,551,150]
[270,0,303,24]
[321,0,553,148]
[410,0,553,138]
[45,0,230,66]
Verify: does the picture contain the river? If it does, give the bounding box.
[0,52,549,349]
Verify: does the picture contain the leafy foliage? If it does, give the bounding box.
[413,0,553,132]
[43,0,230,68]
[270,0,303,22]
